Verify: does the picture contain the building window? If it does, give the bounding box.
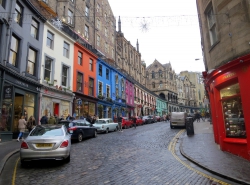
[159,81,162,88]
[99,64,102,76]
[159,70,163,78]
[105,27,108,37]
[14,2,22,25]
[207,7,218,46]
[46,31,54,49]
[78,51,82,65]
[106,85,110,98]
[44,57,52,81]
[105,42,108,53]
[62,65,68,87]
[30,18,39,39]
[111,34,114,44]
[68,9,73,24]
[97,19,100,29]
[88,78,94,96]
[220,83,246,138]
[152,71,155,79]
[98,81,103,95]
[96,3,100,12]
[152,82,155,88]
[77,72,83,92]
[27,48,37,75]
[104,12,107,21]
[116,87,119,96]
[97,35,100,46]
[9,35,19,67]
[89,59,93,71]
[85,25,89,40]
[106,69,109,80]
[85,6,89,17]
[1,0,6,7]
[63,42,69,58]
[115,74,118,84]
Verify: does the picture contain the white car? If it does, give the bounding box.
[93,118,119,133]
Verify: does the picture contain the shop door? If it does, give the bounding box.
[13,93,24,133]
[54,103,59,116]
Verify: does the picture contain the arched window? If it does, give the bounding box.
[152,82,155,88]
[152,71,155,79]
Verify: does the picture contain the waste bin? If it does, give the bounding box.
[186,117,194,136]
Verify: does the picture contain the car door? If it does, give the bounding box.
[79,120,91,138]
[85,120,95,136]
[108,119,115,130]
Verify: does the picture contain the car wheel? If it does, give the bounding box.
[93,130,97,138]
[78,133,83,142]
[170,122,174,129]
[65,154,70,163]
[106,128,109,134]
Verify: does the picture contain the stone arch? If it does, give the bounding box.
[159,93,166,99]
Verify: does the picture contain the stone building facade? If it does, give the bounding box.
[197,0,250,161]
[41,0,116,61]
[146,60,178,113]
[115,17,146,86]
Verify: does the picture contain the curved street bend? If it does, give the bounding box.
[0,121,247,185]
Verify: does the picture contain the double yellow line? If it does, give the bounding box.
[169,130,230,185]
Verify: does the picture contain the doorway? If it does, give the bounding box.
[53,103,59,117]
[13,93,24,133]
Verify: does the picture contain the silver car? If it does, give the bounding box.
[20,124,71,167]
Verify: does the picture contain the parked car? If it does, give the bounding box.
[142,116,154,124]
[93,118,118,133]
[155,116,163,122]
[58,119,97,142]
[170,112,187,129]
[20,124,71,167]
[136,116,144,126]
[122,117,133,129]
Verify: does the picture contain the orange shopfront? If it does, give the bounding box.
[203,54,250,161]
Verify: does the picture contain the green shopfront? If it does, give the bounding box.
[0,68,41,142]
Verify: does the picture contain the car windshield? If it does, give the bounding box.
[30,126,63,136]
[95,120,106,124]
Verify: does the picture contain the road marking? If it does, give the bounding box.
[169,130,230,185]
[12,157,19,185]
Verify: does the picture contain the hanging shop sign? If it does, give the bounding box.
[3,85,13,99]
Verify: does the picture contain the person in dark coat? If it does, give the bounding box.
[40,115,48,124]
[132,116,137,129]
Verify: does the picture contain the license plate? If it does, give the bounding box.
[69,130,73,133]
[36,143,52,148]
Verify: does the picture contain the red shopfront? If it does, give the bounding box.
[203,54,250,161]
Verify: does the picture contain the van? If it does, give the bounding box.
[170,112,187,129]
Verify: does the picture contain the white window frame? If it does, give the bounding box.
[106,85,110,98]
[98,81,103,95]
[63,41,70,58]
[207,7,217,46]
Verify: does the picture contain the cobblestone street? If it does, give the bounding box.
[3,122,234,185]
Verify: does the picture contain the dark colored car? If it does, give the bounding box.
[58,119,97,142]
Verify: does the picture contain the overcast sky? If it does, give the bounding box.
[108,0,205,74]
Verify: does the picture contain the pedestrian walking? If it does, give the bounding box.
[118,114,123,132]
[132,116,137,129]
[48,115,56,124]
[27,116,36,132]
[40,114,48,124]
[91,115,96,125]
[17,116,27,142]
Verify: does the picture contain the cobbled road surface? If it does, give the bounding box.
[9,122,229,185]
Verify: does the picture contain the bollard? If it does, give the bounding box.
[186,117,194,136]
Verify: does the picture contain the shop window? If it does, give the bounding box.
[220,83,246,138]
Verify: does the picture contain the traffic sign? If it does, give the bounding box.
[77,98,82,105]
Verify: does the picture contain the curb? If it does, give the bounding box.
[0,149,19,176]
[179,137,250,185]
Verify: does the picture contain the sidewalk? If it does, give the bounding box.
[0,140,20,175]
[180,120,250,185]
